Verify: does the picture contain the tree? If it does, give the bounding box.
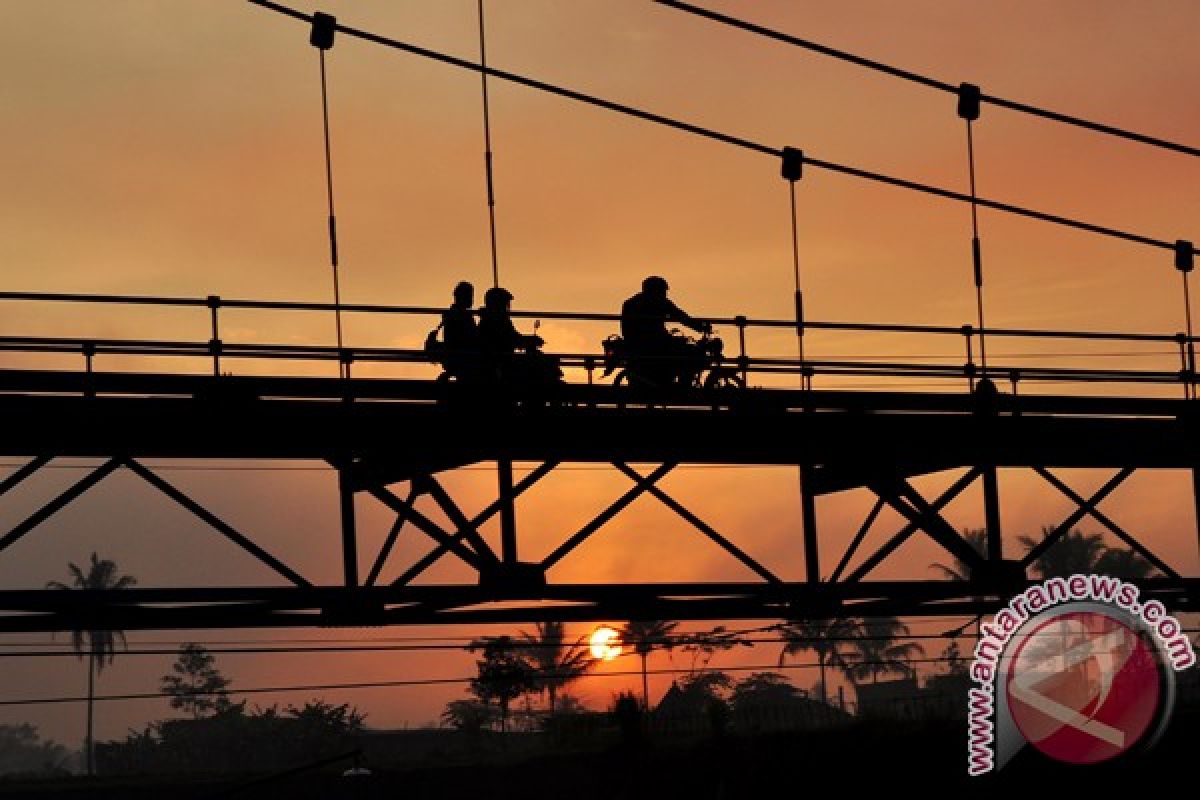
[729,672,799,715]
[847,617,924,684]
[678,625,752,675]
[619,619,679,710]
[937,640,969,678]
[778,617,862,704]
[441,699,494,735]
[517,621,594,713]
[468,636,538,732]
[1018,526,1105,578]
[161,644,233,719]
[0,724,71,777]
[1018,526,1155,579]
[929,528,987,582]
[47,552,135,776]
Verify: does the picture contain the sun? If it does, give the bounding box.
[589,625,622,661]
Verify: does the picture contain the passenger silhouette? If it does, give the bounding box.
[439,281,479,381]
[620,276,711,385]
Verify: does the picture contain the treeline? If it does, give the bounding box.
[97,700,364,775]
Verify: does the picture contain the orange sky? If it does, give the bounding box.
[1,0,1199,748]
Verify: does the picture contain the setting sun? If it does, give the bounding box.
[589,626,622,661]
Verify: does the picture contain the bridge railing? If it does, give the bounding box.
[0,290,1195,398]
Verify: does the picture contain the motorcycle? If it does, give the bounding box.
[601,329,745,391]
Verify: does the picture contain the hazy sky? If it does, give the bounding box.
[1,0,1198,749]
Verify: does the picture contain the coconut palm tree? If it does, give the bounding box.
[1018,526,1155,580]
[619,619,679,710]
[847,617,925,684]
[46,553,135,776]
[777,617,863,704]
[1018,526,1106,578]
[517,621,594,713]
[1093,547,1157,581]
[929,528,987,582]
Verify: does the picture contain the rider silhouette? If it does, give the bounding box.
[620,276,710,384]
[478,286,555,384]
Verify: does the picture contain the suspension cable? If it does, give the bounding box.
[477,0,500,288]
[310,13,346,378]
[653,0,1200,159]
[960,84,987,375]
[245,1,1196,262]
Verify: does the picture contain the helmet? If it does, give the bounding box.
[642,275,669,295]
[483,286,513,309]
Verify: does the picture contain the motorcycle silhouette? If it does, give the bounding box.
[601,329,744,391]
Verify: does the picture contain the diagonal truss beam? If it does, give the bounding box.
[0,458,122,555]
[611,462,781,584]
[0,455,52,499]
[881,478,989,571]
[425,477,500,567]
[366,483,420,587]
[123,459,311,587]
[1034,467,1179,579]
[1022,468,1132,568]
[391,461,559,587]
[367,486,486,572]
[829,496,886,583]
[541,463,676,570]
[844,468,981,582]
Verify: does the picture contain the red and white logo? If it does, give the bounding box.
[1005,610,1162,765]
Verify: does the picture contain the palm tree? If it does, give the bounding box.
[1018,526,1106,578]
[777,617,863,704]
[47,553,135,776]
[620,619,679,710]
[847,617,925,684]
[1093,547,1157,581]
[517,621,594,713]
[929,528,987,582]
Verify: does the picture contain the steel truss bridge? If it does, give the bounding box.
[0,291,1198,632]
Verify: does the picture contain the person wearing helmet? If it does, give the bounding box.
[620,276,711,385]
[478,286,547,382]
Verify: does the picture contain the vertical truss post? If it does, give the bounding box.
[338,466,359,587]
[982,466,1002,560]
[800,465,819,583]
[1193,466,1200,564]
[498,459,517,564]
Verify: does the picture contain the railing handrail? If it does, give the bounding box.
[0,289,1192,345]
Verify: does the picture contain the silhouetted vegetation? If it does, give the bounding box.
[46,553,135,776]
[96,699,364,776]
[0,725,73,778]
[160,643,233,719]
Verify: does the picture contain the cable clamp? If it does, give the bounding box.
[957,83,981,121]
[311,12,337,50]
[781,147,804,182]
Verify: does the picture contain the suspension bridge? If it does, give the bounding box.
[0,1,1197,632]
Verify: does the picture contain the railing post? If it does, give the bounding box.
[1177,333,1191,400]
[207,295,222,377]
[82,342,95,398]
[735,315,748,385]
[962,324,976,392]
